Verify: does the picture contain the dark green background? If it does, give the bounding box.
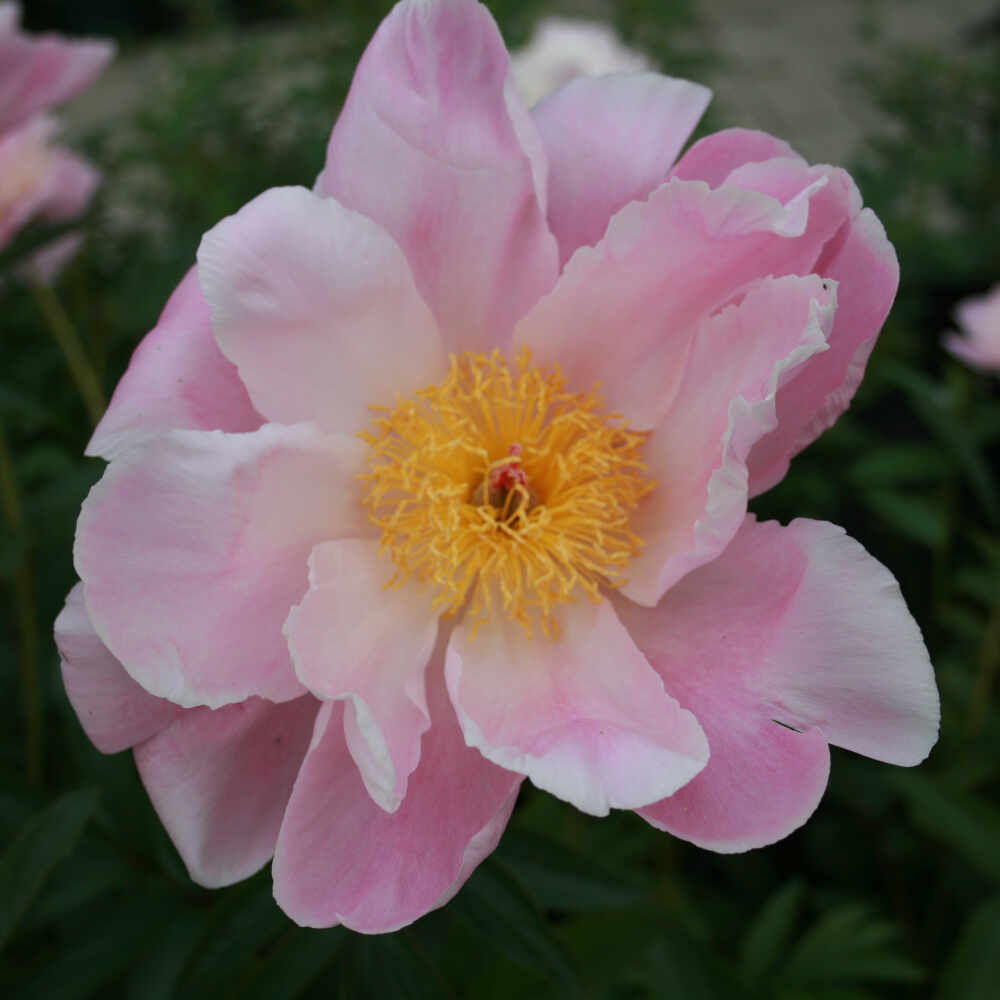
[3,2,999,997]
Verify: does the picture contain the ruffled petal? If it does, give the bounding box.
[515,176,839,431]
[197,186,446,435]
[87,267,261,461]
[445,599,708,816]
[616,515,939,851]
[668,127,799,186]
[284,539,438,812]
[134,695,318,888]
[622,274,834,605]
[55,583,183,754]
[745,210,898,493]
[272,673,522,932]
[75,423,372,709]
[315,0,558,353]
[532,72,710,265]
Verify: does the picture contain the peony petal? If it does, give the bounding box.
[284,539,438,812]
[197,186,446,435]
[669,127,800,186]
[0,28,113,133]
[616,515,938,851]
[738,211,897,494]
[315,0,558,353]
[134,695,318,888]
[515,176,840,431]
[272,672,522,932]
[75,423,372,709]
[34,146,99,222]
[87,267,261,461]
[532,72,711,265]
[622,274,834,606]
[944,330,1000,371]
[445,599,708,816]
[55,583,183,754]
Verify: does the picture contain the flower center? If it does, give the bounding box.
[360,350,653,636]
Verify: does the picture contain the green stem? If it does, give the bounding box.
[0,425,42,784]
[30,281,105,427]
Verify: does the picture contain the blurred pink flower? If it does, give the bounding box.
[0,2,113,133]
[0,115,99,249]
[510,17,650,107]
[943,284,1000,372]
[58,0,938,933]
[0,3,113,275]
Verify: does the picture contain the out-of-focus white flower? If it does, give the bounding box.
[511,17,651,107]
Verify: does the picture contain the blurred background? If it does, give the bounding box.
[3,1,1000,997]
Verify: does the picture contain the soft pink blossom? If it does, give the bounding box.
[0,4,113,273]
[943,284,1000,372]
[0,115,99,250]
[510,17,651,107]
[58,0,939,933]
[0,3,114,133]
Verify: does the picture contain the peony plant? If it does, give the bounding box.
[57,0,939,933]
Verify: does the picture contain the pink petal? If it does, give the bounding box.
[669,127,800,186]
[21,231,83,285]
[315,0,558,353]
[0,24,113,133]
[272,674,523,932]
[944,331,1000,371]
[87,267,262,461]
[284,539,438,812]
[445,599,708,816]
[34,146,99,222]
[55,583,183,754]
[532,72,710,265]
[747,212,899,494]
[515,175,840,431]
[616,515,939,851]
[197,186,446,435]
[943,284,1000,372]
[134,695,319,888]
[75,423,372,709]
[622,274,834,605]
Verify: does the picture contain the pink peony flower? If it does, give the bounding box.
[0,3,113,272]
[943,284,1000,372]
[510,17,651,107]
[0,2,114,134]
[57,0,939,933]
[0,115,99,253]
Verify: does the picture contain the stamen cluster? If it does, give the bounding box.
[361,350,653,635]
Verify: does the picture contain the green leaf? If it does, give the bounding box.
[449,858,579,990]
[179,878,290,995]
[125,906,212,1000]
[937,894,1000,999]
[780,903,923,988]
[891,771,1000,884]
[739,880,805,987]
[849,444,948,486]
[862,489,948,549]
[339,934,457,1000]
[235,926,346,1000]
[495,829,646,911]
[0,788,99,951]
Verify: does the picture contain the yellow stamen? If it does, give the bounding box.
[360,349,653,637]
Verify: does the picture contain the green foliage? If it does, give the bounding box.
[2,4,999,1000]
